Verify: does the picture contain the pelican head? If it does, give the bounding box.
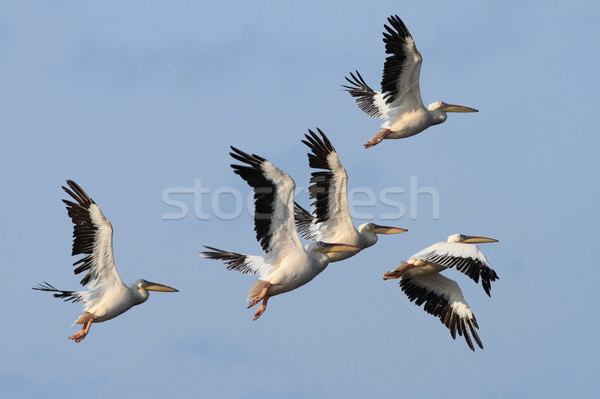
[428,101,479,113]
[129,279,178,305]
[311,241,361,254]
[447,233,498,244]
[360,223,408,235]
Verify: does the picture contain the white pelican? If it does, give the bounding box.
[33,180,178,343]
[294,128,407,262]
[202,147,359,320]
[343,15,478,148]
[383,234,499,351]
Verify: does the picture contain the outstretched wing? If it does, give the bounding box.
[342,71,390,119]
[299,129,356,239]
[62,180,125,291]
[230,147,303,261]
[201,246,274,278]
[400,273,483,351]
[412,242,499,296]
[380,15,424,112]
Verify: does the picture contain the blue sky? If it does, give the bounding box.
[1,1,599,398]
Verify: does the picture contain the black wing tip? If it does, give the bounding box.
[307,127,333,147]
[229,147,270,177]
[200,245,227,256]
[342,70,372,91]
[33,282,81,302]
[229,146,266,163]
[400,277,484,351]
[384,15,411,38]
[482,266,499,297]
[201,246,253,273]
[304,128,335,154]
[342,70,383,118]
[61,180,95,206]
[483,284,492,297]
[63,179,79,192]
[303,128,338,172]
[449,311,483,352]
[32,281,56,291]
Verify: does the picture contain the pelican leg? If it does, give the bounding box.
[69,317,94,343]
[253,296,270,321]
[247,282,272,309]
[383,263,416,280]
[364,129,392,149]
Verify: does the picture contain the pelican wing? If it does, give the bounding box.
[380,15,424,111]
[32,282,84,303]
[412,242,499,296]
[298,129,355,239]
[230,147,303,260]
[201,247,274,278]
[342,71,390,119]
[293,201,318,241]
[62,180,124,291]
[400,274,483,351]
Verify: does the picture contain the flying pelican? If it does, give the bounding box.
[383,234,499,351]
[294,128,407,261]
[202,147,359,320]
[343,15,478,148]
[33,180,178,343]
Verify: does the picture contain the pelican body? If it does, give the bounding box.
[33,181,178,343]
[383,234,499,351]
[343,15,478,148]
[294,129,407,262]
[202,147,359,320]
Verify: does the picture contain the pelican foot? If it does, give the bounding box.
[247,295,262,309]
[69,330,88,343]
[247,282,271,309]
[363,138,382,149]
[383,271,402,280]
[253,305,267,321]
[383,262,416,280]
[252,295,270,321]
[364,129,392,149]
[68,317,93,343]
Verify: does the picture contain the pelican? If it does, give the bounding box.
[294,128,407,262]
[33,180,178,343]
[343,15,478,148]
[383,234,499,351]
[202,147,359,320]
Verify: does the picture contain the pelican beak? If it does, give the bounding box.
[142,281,179,292]
[368,225,408,235]
[461,235,498,244]
[440,103,479,113]
[316,243,361,253]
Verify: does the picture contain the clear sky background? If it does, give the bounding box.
[2,1,599,398]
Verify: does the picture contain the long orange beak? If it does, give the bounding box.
[440,103,479,113]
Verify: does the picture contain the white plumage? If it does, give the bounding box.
[384,233,499,350]
[294,128,407,262]
[343,15,478,148]
[202,147,359,320]
[33,180,178,343]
